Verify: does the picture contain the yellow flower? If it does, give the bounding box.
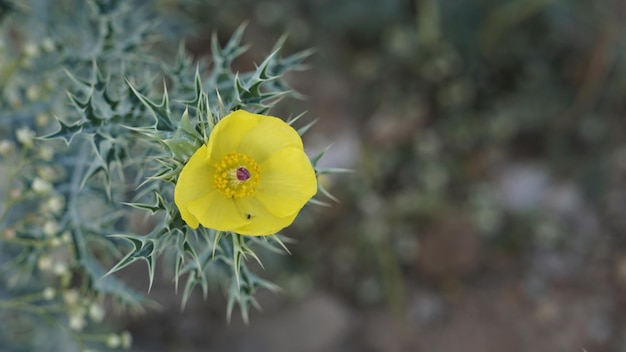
[174,110,317,236]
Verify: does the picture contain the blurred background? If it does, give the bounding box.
[120,0,626,351]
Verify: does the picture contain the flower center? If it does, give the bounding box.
[214,153,260,199]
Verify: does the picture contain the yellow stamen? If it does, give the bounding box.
[214,152,260,199]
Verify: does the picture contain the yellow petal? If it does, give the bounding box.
[255,146,317,218]
[206,110,259,163]
[187,191,251,231]
[176,110,317,235]
[237,114,304,163]
[232,197,299,236]
[174,144,215,228]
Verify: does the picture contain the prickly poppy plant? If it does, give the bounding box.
[0,0,338,350]
[175,110,317,235]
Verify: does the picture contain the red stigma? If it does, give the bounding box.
[236,167,251,181]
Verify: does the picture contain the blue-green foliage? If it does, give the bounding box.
[0,0,316,350]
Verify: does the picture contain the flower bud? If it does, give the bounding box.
[43,287,56,300]
[41,38,55,52]
[64,289,79,305]
[26,86,40,101]
[0,140,15,156]
[68,312,86,331]
[43,220,60,237]
[88,303,105,322]
[23,42,39,57]
[46,196,65,214]
[52,262,68,276]
[37,256,53,271]
[16,127,35,147]
[32,177,52,194]
[105,334,121,349]
[2,228,16,240]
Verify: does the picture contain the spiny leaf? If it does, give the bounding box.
[246,49,282,88]
[180,269,207,309]
[241,90,291,107]
[271,48,316,75]
[316,167,354,175]
[123,191,167,214]
[287,111,307,126]
[246,271,282,293]
[212,231,223,258]
[308,198,332,207]
[42,118,84,145]
[80,155,108,192]
[68,90,101,124]
[270,234,295,254]
[104,235,156,277]
[249,235,291,255]
[311,144,333,167]
[220,23,250,61]
[83,254,152,309]
[182,65,204,106]
[297,118,318,136]
[146,253,156,292]
[63,67,93,90]
[318,179,339,203]
[126,79,174,131]
[174,252,184,293]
